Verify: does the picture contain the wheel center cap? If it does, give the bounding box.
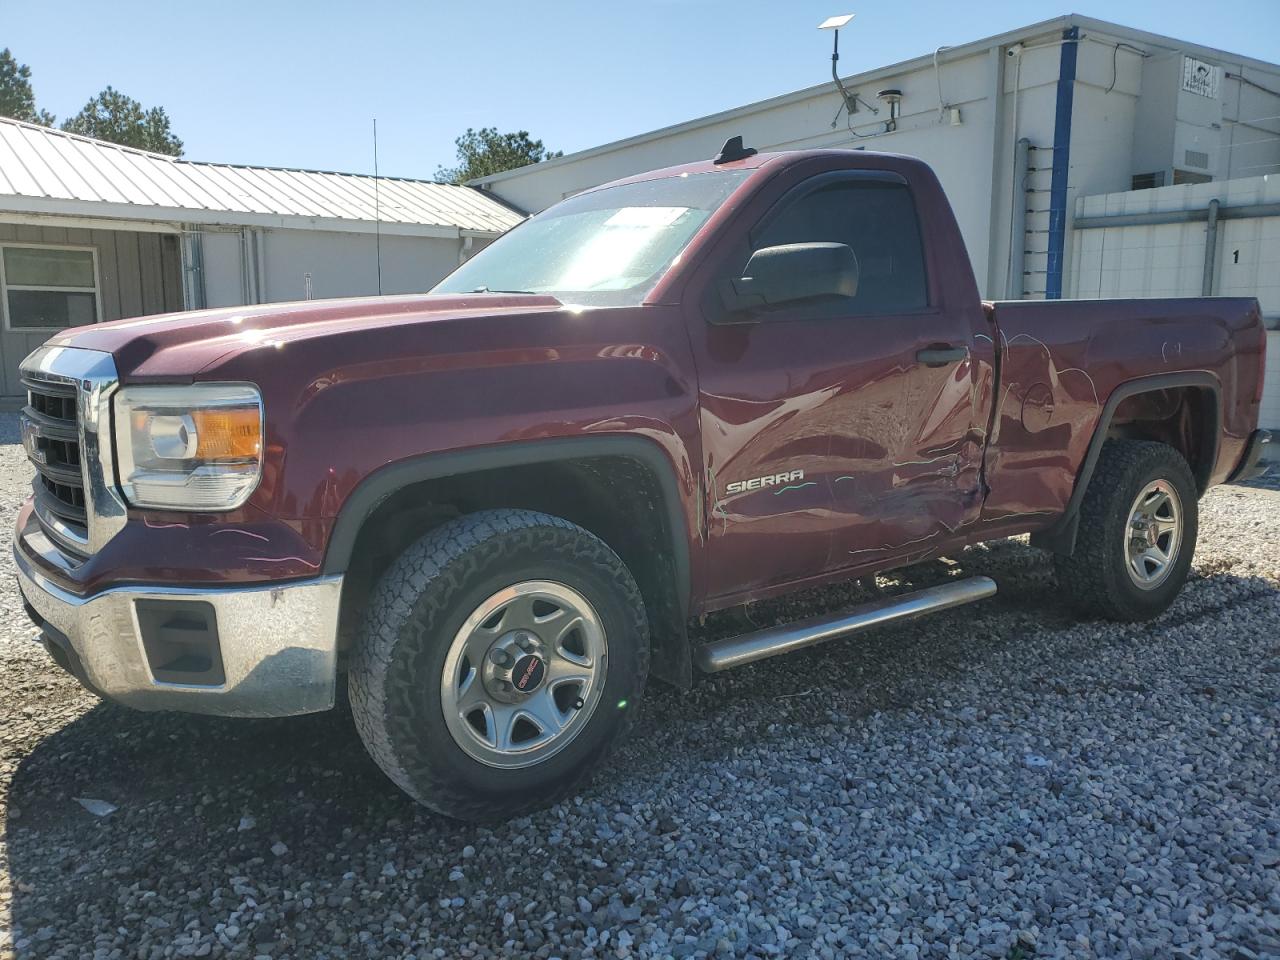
[482,630,549,702]
[511,653,546,693]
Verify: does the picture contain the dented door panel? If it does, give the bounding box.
[824,308,993,572]
[697,325,848,598]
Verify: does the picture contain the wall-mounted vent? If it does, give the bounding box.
[1173,169,1212,186]
[1131,171,1166,191]
[1184,149,1210,169]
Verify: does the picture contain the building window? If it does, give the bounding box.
[1,244,100,331]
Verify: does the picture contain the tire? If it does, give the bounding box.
[1054,439,1198,621]
[349,509,649,821]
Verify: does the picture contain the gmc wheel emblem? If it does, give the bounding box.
[512,654,546,693]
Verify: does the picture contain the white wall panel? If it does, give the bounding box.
[260,230,460,303]
[1263,331,1280,436]
[1071,175,1279,431]
[199,228,466,308]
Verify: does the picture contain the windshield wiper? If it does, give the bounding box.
[471,285,536,294]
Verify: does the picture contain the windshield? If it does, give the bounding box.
[433,170,751,306]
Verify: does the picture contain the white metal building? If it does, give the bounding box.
[471,14,1280,431]
[0,116,523,396]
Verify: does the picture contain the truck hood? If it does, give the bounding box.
[47,293,565,381]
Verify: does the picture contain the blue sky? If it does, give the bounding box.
[5,0,1278,179]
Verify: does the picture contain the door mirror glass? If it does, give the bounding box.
[721,242,859,314]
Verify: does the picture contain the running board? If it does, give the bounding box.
[694,576,997,673]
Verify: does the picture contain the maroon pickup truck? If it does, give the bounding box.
[16,142,1271,820]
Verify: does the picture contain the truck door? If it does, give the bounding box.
[689,170,990,605]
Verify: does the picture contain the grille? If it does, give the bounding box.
[22,373,90,554]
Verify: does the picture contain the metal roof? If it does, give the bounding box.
[0,116,524,238]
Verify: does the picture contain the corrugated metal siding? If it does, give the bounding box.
[0,222,182,395]
[1071,175,1280,433]
[0,117,523,235]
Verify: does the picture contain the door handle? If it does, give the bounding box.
[916,345,969,367]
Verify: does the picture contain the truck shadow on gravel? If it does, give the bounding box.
[6,538,1278,955]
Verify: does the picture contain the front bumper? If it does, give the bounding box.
[15,541,343,718]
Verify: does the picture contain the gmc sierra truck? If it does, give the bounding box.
[16,141,1271,820]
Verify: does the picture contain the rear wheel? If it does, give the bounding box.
[1054,440,1198,621]
[349,509,649,820]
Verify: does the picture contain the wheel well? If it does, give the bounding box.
[336,455,691,688]
[1105,386,1217,493]
[1031,380,1219,556]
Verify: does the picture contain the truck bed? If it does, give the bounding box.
[979,296,1266,533]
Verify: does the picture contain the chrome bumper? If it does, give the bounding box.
[15,544,343,718]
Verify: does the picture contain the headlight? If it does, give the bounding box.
[114,384,263,510]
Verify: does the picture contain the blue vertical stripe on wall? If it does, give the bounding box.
[1046,25,1079,300]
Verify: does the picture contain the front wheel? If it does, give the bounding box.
[1054,439,1198,621]
[349,509,649,821]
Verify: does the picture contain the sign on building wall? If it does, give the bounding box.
[1181,57,1221,99]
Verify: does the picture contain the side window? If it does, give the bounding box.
[754,179,928,316]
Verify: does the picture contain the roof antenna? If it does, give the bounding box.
[372,118,383,296]
[819,13,878,126]
[713,135,757,164]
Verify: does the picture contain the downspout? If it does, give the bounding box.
[459,235,474,266]
[239,227,267,304]
[239,227,253,304]
[1201,198,1220,296]
[1009,138,1031,299]
[1045,25,1080,300]
[254,229,267,304]
[180,227,206,310]
[983,45,1007,297]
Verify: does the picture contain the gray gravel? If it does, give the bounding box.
[1,415,1278,960]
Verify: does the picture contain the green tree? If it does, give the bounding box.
[0,48,55,124]
[435,127,561,184]
[61,86,183,156]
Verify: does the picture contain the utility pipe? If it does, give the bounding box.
[1201,198,1220,297]
[1074,201,1280,230]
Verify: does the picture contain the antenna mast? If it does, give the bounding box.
[819,13,878,125]
[373,118,383,296]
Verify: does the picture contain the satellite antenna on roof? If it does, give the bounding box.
[819,13,878,125]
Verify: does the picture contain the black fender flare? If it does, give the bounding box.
[1031,372,1221,555]
[320,435,696,686]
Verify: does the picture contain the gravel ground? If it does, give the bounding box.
[1,413,1277,960]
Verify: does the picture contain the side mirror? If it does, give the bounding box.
[721,242,859,314]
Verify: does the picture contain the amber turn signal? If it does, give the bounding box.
[192,408,261,460]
